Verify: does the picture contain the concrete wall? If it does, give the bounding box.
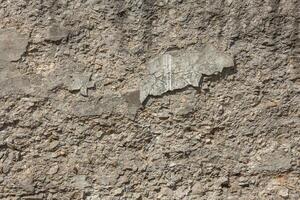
[0,0,299,199]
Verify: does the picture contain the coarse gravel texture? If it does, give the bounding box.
[0,0,299,199]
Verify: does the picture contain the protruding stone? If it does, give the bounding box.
[158,187,173,198]
[238,177,249,187]
[0,28,28,61]
[140,44,234,103]
[47,141,60,152]
[2,163,11,174]
[21,194,45,200]
[278,188,289,199]
[47,164,59,175]
[288,57,300,81]
[113,188,123,196]
[20,178,35,193]
[218,176,229,187]
[191,182,204,195]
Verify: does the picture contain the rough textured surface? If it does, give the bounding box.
[0,0,299,199]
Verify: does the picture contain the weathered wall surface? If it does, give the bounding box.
[0,0,299,199]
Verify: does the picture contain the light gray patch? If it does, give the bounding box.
[140,44,234,103]
[67,72,95,96]
[61,91,140,119]
[46,24,69,42]
[122,89,142,119]
[71,175,90,189]
[0,61,32,96]
[0,28,28,62]
[255,152,292,173]
[67,93,126,117]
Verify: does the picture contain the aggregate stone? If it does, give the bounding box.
[278,187,289,199]
[113,188,123,196]
[218,176,229,187]
[238,177,249,187]
[20,179,35,193]
[71,175,90,189]
[47,164,59,175]
[191,182,204,195]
